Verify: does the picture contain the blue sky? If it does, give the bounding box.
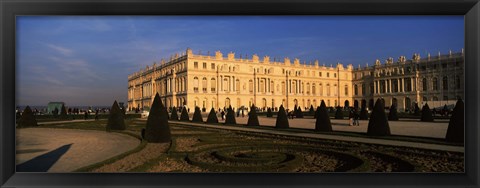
[16,16,464,106]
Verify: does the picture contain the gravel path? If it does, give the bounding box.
[16,128,139,172]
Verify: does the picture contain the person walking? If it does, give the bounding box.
[84,110,88,120]
[220,110,225,120]
[94,109,99,121]
[348,109,354,126]
[354,109,360,126]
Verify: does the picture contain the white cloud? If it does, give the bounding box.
[46,43,73,56]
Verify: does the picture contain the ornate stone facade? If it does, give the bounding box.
[128,48,464,112]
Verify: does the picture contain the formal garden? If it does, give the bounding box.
[16,94,465,172]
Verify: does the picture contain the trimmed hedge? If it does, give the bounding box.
[266,108,273,117]
[334,106,344,119]
[275,105,289,128]
[206,108,219,124]
[445,99,464,143]
[247,104,260,126]
[180,107,190,121]
[315,100,332,132]
[388,104,399,121]
[106,100,126,131]
[192,106,204,123]
[170,107,179,121]
[225,106,237,125]
[17,106,38,128]
[144,93,171,143]
[420,103,434,122]
[295,106,304,118]
[367,98,391,136]
[59,104,69,119]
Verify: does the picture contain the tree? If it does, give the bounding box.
[17,106,38,128]
[308,105,315,116]
[206,108,219,124]
[266,107,273,117]
[224,105,236,125]
[334,106,344,119]
[144,93,171,143]
[275,105,289,128]
[420,103,434,122]
[445,99,464,143]
[247,104,260,126]
[315,101,332,132]
[360,101,369,120]
[170,106,179,121]
[388,104,399,121]
[59,104,69,119]
[414,103,421,116]
[367,98,391,136]
[180,107,190,121]
[296,106,304,118]
[106,100,126,131]
[192,106,204,123]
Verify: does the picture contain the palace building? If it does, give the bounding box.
[127,48,464,112]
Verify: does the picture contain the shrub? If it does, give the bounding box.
[445,99,464,143]
[388,104,399,121]
[180,107,190,121]
[308,105,315,116]
[295,106,304,118]
[206,108,219,124]
[414,103,421,116]
[420,103,434,122]
[17,106,38,128]
[59,104,69,119]
[266,107,273,117]
[170,106,179,121]
[144,93,171,143]
[334,106,344,119]
[106,100,126,131]
[192,106,204,123]
[275,105,289,128]
[224,105,236,125]
[367,98,391,136]
[315,101,332,132]
[53,107,59,118]
[247,104,260,126]
[360,106,369,120]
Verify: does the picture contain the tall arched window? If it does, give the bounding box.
[249,80,253,93]
[235,79,240,91]
[281,81,285,94]
[433,77,438,91]
[210,78,216,92]
[312,83,316,95]
[422,78,428,91]
[326,84,331,96]
[319,83,323,96]
[306,83,310,94]
[344,84,348,96]
[223,78,229,91]
[443,76,448,90]
[202,77,207,92]
[334,84,337,96]
[354,84,358,96]
[193,77,199,92]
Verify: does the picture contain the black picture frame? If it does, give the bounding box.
[1,0,479,187]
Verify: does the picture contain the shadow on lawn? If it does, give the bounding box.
[17,143,72,172]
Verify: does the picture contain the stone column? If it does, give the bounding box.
[220,75,223,92]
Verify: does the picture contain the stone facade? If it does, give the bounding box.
[128,48,464,112]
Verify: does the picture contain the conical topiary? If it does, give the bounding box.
[180,107,190,121]
[414,103,420,116]
[275,105,289,128]
[170,106,179,121]
[206,108,219,124]
[367,98,391,136]
[315,101,332,132]
[192,106,203,123]
[247,104,260,126]
[295,106,304,118]
[144,93,171,143]
[266,107,273,117]
[334,106,344,119]
[17,106,38,128]
[308,105,315,116]
[388,104,399,121]
[53,107,59,118]
[445,99,464,143]
[59,104,69,119]
[224,105,236,125]
[360,104,369,120]
[106,100,126,131]
[420,103,434,122]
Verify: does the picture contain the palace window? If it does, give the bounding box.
[362,84,366,95]
[312,84,316,95]
[203,62,207,69]
[211,78,216,92]
[455,75,461,89]
[354,84,358,96]
[422,78,428,91]
[193,77,199,92]
[433,77,438,91]
[319,84,323,96]
[202,77,207,92]
[236,79,240,91]
[443,76,448,90]
[194,62,198,69]
[211,63,215,70]
[334,73,337,78]
[249,80,253,93]
[327,73,330,77]
[319,72,322,77]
